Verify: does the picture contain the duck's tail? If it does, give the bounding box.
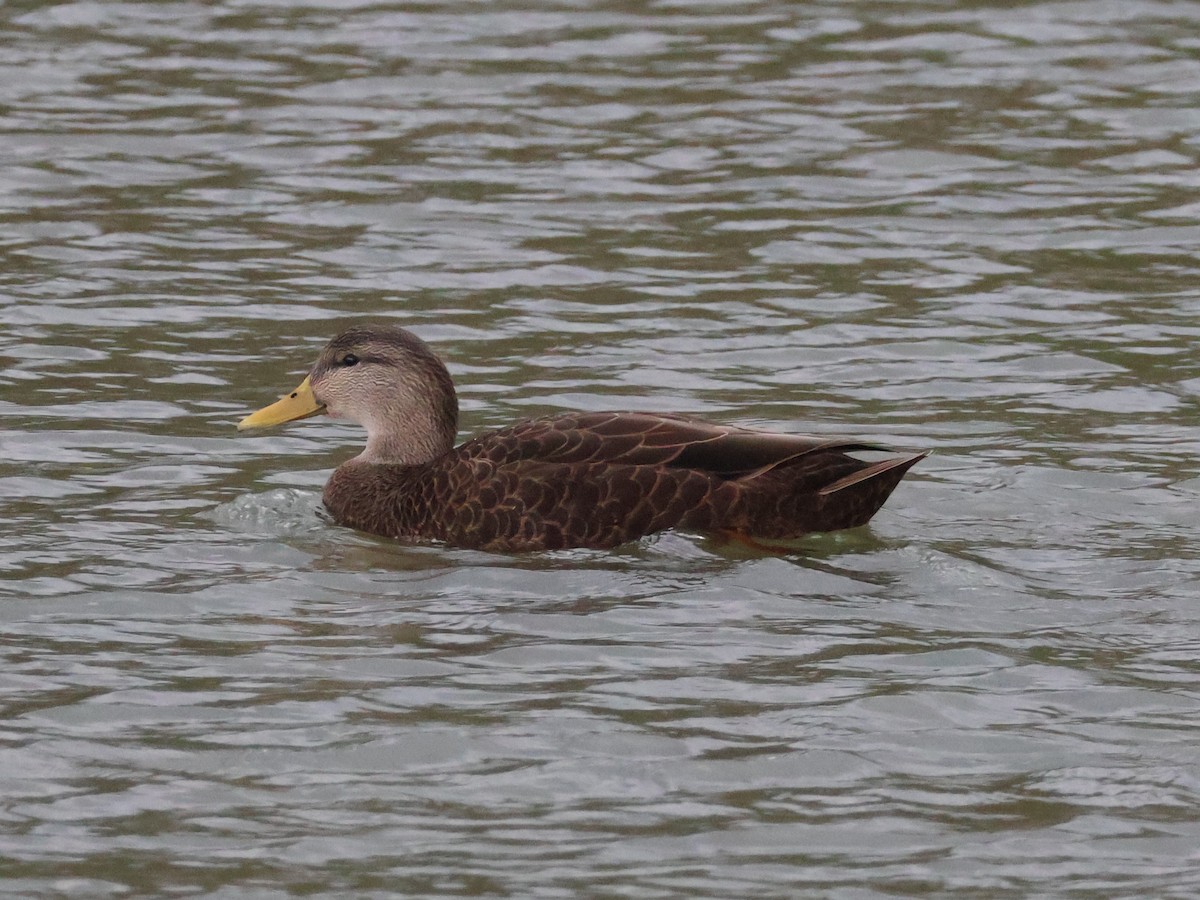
[811,450,928,532]
[711,450,928,538]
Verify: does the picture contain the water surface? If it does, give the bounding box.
[3,1,1200,896]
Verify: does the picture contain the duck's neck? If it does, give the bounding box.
[355,405,456,466]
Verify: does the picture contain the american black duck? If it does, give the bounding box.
[238,324,925,551]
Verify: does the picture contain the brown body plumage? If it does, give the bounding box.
[239,324,925,552]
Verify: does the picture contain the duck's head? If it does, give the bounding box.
[238,323,459,465]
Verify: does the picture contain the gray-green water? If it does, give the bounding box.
[4,1,1200,896]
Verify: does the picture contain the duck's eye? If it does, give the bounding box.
[341,354,359,367]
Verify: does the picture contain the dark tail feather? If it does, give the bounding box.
[813,451,928,531]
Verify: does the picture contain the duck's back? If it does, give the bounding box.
[322,411,924,551]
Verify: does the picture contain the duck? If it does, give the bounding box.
[238,323,925,551]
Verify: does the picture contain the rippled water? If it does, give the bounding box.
[4,1,1200,895]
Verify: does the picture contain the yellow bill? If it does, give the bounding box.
[237,376,325,431]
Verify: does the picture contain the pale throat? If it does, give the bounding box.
[355,405,455,465]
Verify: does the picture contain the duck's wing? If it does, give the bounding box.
[460,411,889,476]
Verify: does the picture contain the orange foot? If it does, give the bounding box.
[717,529,793,554]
